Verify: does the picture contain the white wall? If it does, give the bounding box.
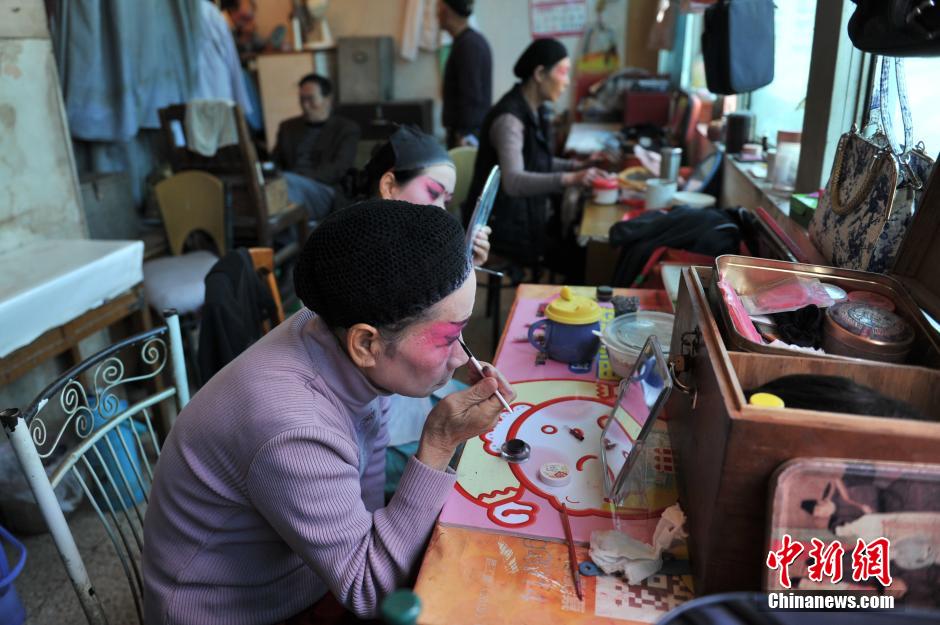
[0,0,88,417]
[475,0,628,113]
[254,0,629,127]
[0,0,86,256]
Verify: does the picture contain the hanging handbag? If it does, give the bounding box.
[848,0,940,57]
[701,0,775,95]
[809,58,935,274]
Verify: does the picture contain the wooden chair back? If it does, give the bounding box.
[157,103,294,252]
[248,247,285,329]
[154,171,226,256]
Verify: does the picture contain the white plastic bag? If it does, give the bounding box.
[0,441,84,534]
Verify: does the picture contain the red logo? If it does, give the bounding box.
[767,536,893,589]
[851,537,892,587]
[766,534,805,589]
[807,538,845,584]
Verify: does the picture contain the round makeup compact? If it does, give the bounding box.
[538,462,571,487]
[823,301,914,363]
[500,438,531,463]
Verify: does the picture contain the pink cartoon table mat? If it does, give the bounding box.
[440,286,676,545]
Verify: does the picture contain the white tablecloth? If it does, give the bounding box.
[0,239,144,357]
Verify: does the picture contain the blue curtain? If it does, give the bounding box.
[54,0,201,142]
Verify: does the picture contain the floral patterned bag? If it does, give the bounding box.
[809,58,935,274]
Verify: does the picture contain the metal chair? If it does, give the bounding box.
[0,311,190,625]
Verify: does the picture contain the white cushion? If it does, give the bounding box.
[142,251,218,315]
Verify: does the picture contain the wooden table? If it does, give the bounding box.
[415,284,693,625]
[0,240,151,386]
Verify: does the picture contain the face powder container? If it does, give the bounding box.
[538,462,571,486]
[500,438,531,463]
[823,301,914,363]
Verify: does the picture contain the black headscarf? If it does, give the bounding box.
[513,38,568,80]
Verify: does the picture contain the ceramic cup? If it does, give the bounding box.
[645,178,678,210]
[527,317,600,364]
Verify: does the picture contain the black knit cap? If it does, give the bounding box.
[388,125,452,172]
[294,199,472,329]
[442,0,473,17]
[513,38,568,79]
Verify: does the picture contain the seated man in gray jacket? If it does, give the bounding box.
[273,73,360,221]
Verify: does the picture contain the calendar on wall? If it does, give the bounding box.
[529,0,588,38]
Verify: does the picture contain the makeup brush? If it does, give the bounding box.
[560,503,584,601]
[457,338,512,413]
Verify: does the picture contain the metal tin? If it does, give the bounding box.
[710,255,940,367]
[823,301,914,363]
[500,438,530,463]
[660,147,682,183]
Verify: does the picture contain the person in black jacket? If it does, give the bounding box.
[438,0,492,148]
[273,73,360,221]
[465,38,604,272]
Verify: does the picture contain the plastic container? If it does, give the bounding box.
[0,443,83,535]
[381,589,421,625]
[592,177,619,204]
[601,311,675,378]
[771,131,801,192]
[0,524,27,625]
[88,397,145,512]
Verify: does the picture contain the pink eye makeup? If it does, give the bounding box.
[399,175,453,206]
[424,320,470,348]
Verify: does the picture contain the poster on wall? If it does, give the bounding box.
[530,0,588,38]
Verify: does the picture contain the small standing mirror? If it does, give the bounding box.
[465,166,500,259]
[601,335,673,503]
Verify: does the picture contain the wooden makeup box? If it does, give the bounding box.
[666,167,940,595]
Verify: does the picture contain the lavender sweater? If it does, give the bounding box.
[142,311,456,625]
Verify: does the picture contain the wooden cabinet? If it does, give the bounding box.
[667,265,940,594]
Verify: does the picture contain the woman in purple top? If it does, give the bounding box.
[142,199,514,625]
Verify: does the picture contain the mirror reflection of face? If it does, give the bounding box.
[388,163,456,209]
[367,272,475,397]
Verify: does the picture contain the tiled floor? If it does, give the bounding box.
[5,278,520,625]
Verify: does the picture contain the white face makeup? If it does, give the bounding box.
[367,271,476,397]
[391,163,457,209]
[539,57,571,103]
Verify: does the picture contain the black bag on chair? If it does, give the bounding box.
[702,0,775,95]
[848,0,940,57]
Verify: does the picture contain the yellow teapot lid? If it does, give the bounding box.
[545,286,602,325]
